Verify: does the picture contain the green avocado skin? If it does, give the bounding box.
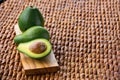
[14,26,50,44]
[18,6,45,32]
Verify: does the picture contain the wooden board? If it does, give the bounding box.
[14,24,59,75]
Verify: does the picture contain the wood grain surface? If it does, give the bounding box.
[14,24,59,75]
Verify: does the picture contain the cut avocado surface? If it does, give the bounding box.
[17,39,51,59]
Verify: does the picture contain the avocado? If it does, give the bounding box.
[14,26,50,44]
[17,39,51,59]
[18,6,45,32]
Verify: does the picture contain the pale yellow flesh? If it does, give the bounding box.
[17,39,51,59]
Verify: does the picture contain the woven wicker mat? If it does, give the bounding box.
[0,0,120,80]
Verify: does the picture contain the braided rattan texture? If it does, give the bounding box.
[0,0,120,80]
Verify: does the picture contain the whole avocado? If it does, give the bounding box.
[18,6,45,32]
[14,26,50,44]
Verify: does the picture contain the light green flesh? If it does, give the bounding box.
[17,39,51,59]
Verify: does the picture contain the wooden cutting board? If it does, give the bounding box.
[14,24,59,75]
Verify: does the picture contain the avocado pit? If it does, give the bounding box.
[29,41,46,54]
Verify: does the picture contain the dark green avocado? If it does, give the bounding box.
[14,26,50,44]
[17,39,51,59]
[18,6,45,32]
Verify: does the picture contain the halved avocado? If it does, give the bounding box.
[14,26,50,44]
[17,39,51,59]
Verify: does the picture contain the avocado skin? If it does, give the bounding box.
[18,6,45,32]
[14,26,50,44]
[17,39,51,59]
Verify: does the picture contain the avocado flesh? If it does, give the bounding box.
[18,6,44,32]
[17,39,51,59]
[14,26,50,44]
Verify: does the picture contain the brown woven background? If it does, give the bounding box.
[0,0,120,80]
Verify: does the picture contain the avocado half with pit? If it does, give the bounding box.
[17,39,51,59]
